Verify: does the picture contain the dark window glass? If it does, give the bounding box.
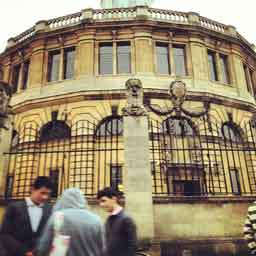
[208,51,218,81]
[12,65,21,93]
[162,117,194,136]
[49,169,59,197]
[39,121,71,142]
[222,122,242,143]
[110,165,123,191]
[173,180,201,196]
[244,65,251,93]
[156,42,170,74]
[230,169,241,195]
[99,43,113,75]
[96,117,123,136]
[220,54,230,84]
[48,50,61,82]
[5,175,14,198]
[64,47,75,80]
[21,61,30,90]
[117,42,131,74]
[173,45,187,76]
[249,69,255,96]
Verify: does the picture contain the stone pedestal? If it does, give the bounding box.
[123,114,154,240]
[0,120,13,196]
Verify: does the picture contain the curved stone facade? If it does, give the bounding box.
[0,4,255,256]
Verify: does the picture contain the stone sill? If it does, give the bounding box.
[153,195,256,204]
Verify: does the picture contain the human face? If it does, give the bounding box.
[98,196,118,213]
[30,187,52,205]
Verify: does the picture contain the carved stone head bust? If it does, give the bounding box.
[125,78,143,100]
[0,81,12,118]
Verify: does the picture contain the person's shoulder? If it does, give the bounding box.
[248,202,256,213]
[7,200,26,209]
[120,211,135,223]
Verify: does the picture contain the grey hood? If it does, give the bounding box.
[53,188,88,212]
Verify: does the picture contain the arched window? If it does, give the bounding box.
[95,116,123,136]
[39,120,71,142]
[162,116,195,136]
[221,122,242,143]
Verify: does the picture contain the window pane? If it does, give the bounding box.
[64,48,75,80]
[173,45,187,76]
[110,165,123,191]
[230,169,241,195]
[250,69,255,94]
[156,42,170,74]
[21,61,30,90]
[49,169,59,197]
[12,65,21,93]
[244,65,251,93]
[220,54,230,84]
[117,42,131,74]
[99,43,113,75]
[48,51,60,82]
[208,51,218,81]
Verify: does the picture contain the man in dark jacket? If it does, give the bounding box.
[0,176,53,256]
[97,187,137,256]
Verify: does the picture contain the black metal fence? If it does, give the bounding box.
[150,114,256,197]
[5,115,123,199]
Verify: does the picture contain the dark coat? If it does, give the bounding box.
[105,210,137,256]
[0,200,52,256]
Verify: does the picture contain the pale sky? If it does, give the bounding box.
[0,0,255,53]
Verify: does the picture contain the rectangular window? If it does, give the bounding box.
[219,54,230,84]
[64,47,75,80]
[230,169,241,195]
[173,45,187,76]
[117,42,131,74]
[12,64,21,93]
[249,69,255,95]
[21,61,30,90]
[49,169,59,197]
[208,51,218,81]
[110,165,123,191]
[5,175,14,198]
[244,65,251,93]
[156,42,170,74]
[48,50,61,82]
[0,69,3,80]
[173,180,201,196]
[99,43,113,75]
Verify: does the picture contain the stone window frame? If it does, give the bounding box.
[46,46,76,83]
[206,49,232,85]
[153,40,189,77]
[96,39,134,76]
[243,62,256,96]
[10,58,31,94]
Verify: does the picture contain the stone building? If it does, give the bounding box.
[0,0,256,255]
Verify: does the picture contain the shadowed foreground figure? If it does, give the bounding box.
[36,188,105,256]
[97,187,137,256]
[0,177,53,256]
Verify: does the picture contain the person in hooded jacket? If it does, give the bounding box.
[36,188,105,256]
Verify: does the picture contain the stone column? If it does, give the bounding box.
[0,81,13,196]
[123,78,154,241]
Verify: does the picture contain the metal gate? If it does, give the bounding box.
[5,115,124,199]
[150,114,256,197]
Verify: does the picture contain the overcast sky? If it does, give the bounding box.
[0,0,255,53]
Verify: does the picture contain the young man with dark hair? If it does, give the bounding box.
[0,176,53,256]
[97,187,137,256]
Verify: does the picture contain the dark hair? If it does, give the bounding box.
[97,187,121,199]
[32,176,53,190]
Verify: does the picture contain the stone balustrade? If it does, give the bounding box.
[48,12,83,29]
[199,16,226,33]
[7,6,251,50]
[149,8,188,23]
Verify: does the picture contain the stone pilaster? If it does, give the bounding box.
[123,78,154,240]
